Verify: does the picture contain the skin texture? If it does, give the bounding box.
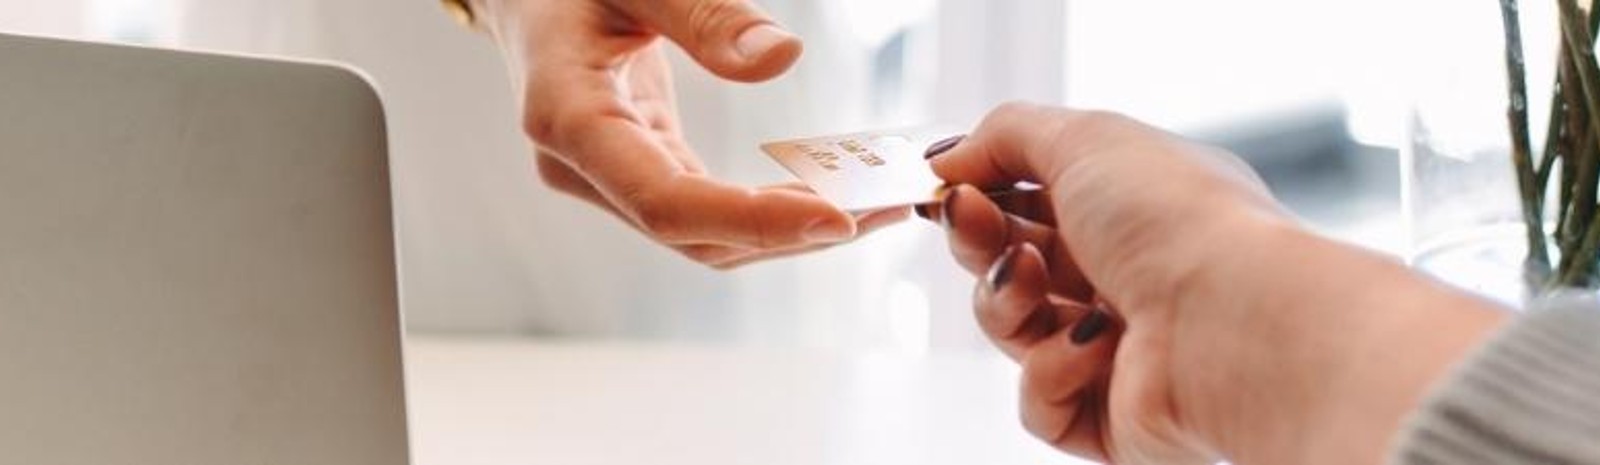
[469,0,905,269]
[928,103,1510,465]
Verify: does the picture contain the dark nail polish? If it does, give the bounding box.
[914,204,932,221]
[986,245,1021,291]
[939,186,962,229]
[924,135,966,160]
[1070,311,1111,345]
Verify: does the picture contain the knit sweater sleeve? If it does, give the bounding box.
[1388,295,1600,464]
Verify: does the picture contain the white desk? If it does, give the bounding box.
[406,337,1089,465]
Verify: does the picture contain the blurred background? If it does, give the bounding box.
[0,0,1434,350]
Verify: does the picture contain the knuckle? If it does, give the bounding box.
[534,170,568,192]
[706,258,744,271]
[972,284,1000,327]
[1064,111,1150,154]
[1019,409,1049,442]
[754,225,783,249]
[1073,109,1134,134]
[1016,387,1074,451]
[1018,349,1071,403]
[522,104,632,173]
[520,75,627,148]
[678,245,731,267]
[687,0,751,44]
[533,153,567,186]
[628,189,685,240]
[992,100,1041,118]
[1019,352,1050,387]
[982,101,1042,131]
[1016,395,1060,446]
[533,155,595,201]
[636,211,678,239]
[521,106,565,147]
[1028,109,1134,180]
[750,200,790,249]
[523,106,607,151]
[520,78,564,143]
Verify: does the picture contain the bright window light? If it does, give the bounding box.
[87,0,176,44]
[836,0,935,48]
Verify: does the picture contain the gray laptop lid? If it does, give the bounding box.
[0,33,409,464]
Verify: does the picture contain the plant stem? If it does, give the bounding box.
[1569,134,1598,249]
[1537,87,1565,193]
[1575,0,1600,285]
[1501,0,1551,280]
[1558,0,1600,285]
[1557,0,1600,165]
[1558,52,1583,250]
[1559,129,1597,277]
[1559,196,1600,287]
[1539,64,1570,284]
[1559,133,1578,248]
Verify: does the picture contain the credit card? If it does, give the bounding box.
[761,127,958,212]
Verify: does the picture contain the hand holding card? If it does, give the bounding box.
[762,128,959,213]
[762,127,1038,214]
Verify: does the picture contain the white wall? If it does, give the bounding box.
[0,0,83,38]
[5,0,1409,349]
[161,0,1028,349]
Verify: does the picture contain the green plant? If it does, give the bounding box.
[1500,0,1600,290]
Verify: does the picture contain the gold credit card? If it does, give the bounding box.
[762,127,959,213]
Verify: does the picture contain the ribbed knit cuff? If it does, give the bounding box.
[1388,294,1600,464]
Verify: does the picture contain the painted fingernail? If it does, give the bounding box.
[914,204,933,221]
[924,135,966,160]
[1070,311,1112,345]
[735,24,795,61]
[986,245,1021,291]
[939,186,963,230]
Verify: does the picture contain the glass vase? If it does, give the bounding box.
[1401,1,1560,307]
[1403,121,1532,306]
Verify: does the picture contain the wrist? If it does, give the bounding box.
[1167,223,1507,464]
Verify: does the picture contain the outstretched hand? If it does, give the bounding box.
[472,0,904,268]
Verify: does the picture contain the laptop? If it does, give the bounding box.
[0,33,409,464]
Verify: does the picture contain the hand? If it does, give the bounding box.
[470,0,897,269]
[928,104,1280,464]
[927,103,1507,464]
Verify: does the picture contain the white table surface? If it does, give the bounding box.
[405,336,1089,465]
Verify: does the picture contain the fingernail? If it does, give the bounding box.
[803,217,853,243]
[914,204,932,221]
[1070,311,1112,345]
[735,24,794,61]
[939,186,963,230]
[924,135,966,160]
[986,245,1021,291]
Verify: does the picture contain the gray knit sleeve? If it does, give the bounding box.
[1388,294,1600,464]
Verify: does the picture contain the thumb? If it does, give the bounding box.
[614,0,803,82]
